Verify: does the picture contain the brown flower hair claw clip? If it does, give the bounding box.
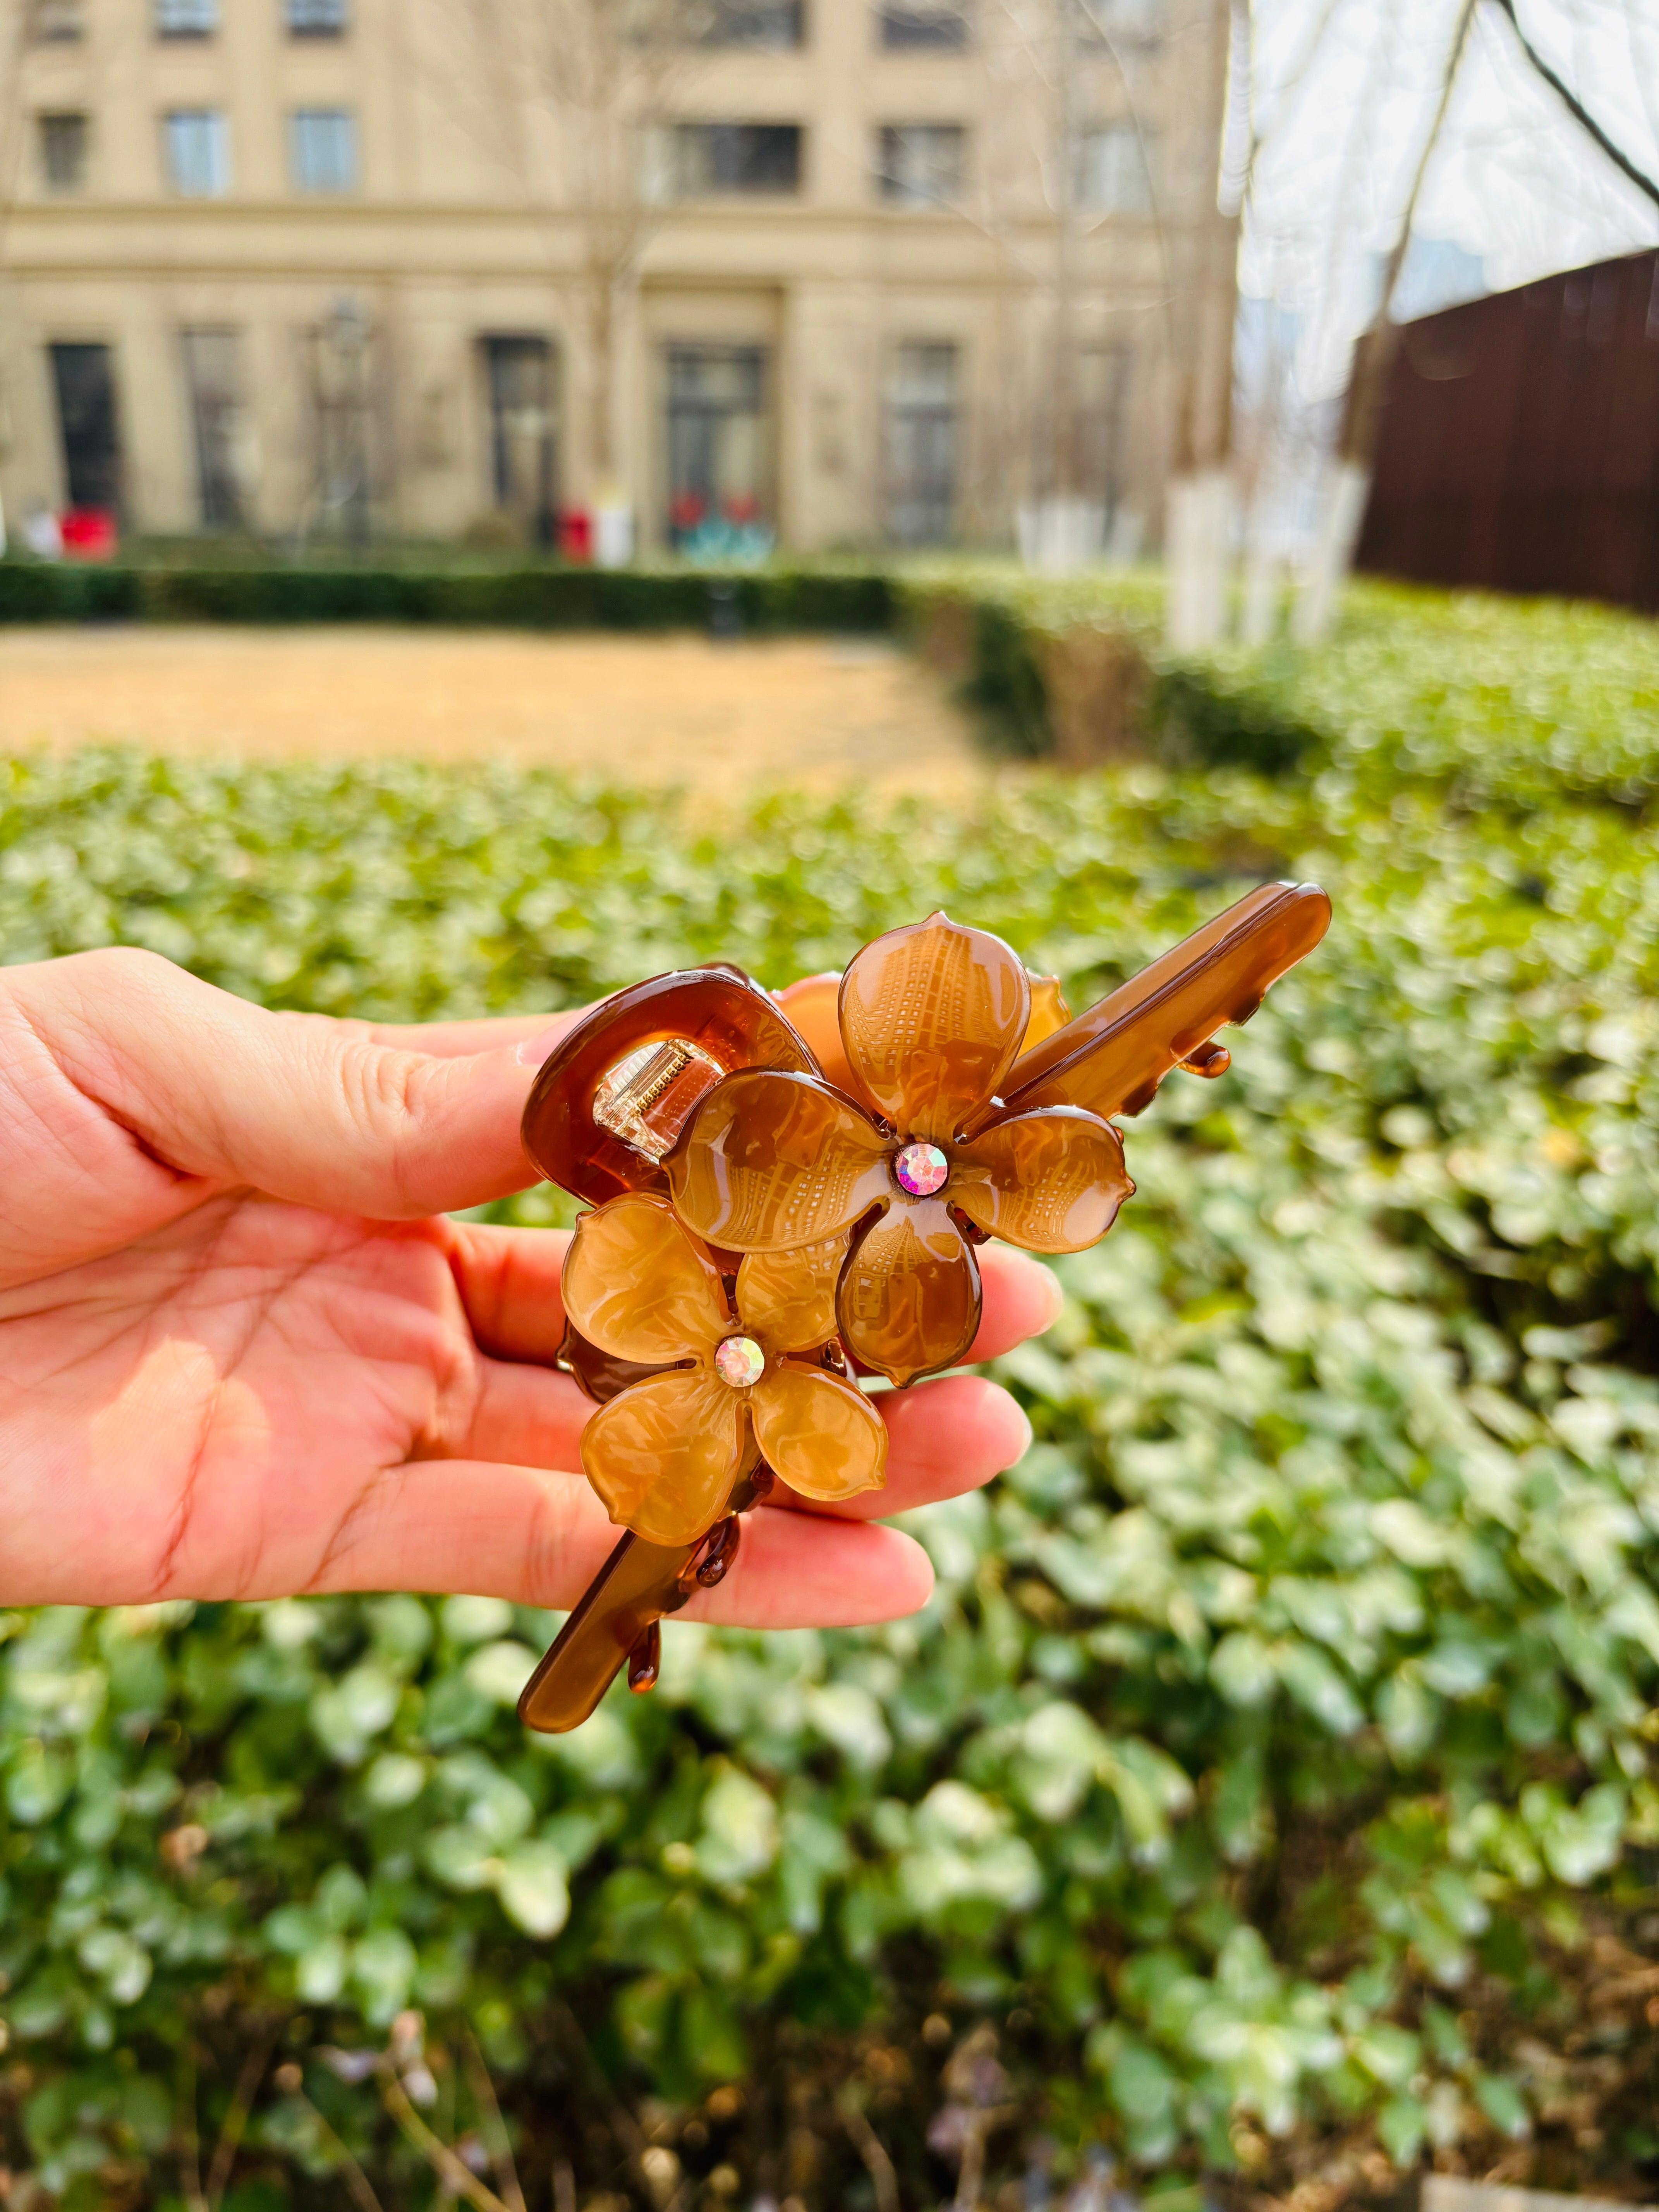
[515,881,1330,1733]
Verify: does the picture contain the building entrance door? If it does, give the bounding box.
[49,342,122,512]
[483,336,556,546]
[665,344,771,556]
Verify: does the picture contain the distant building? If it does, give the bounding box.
[1358,249,1659,615]
[0,0,1226,556]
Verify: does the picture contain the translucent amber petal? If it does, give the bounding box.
[582,1369,744,1546]
[836,1196,981,1388]
[752,1363,888,1502]
[838,912,1031,1144]
[1005,882,1331,1121]
[563,1194,729,1364]
[1022,972,1072,1052]
[736,1237,845,1354]
[667,1069,892,1252]
[775,972,860,1098]
[951,1107,1132,1253]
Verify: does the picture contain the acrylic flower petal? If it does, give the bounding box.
[775,972,859,1096]
[752,1364,888,1503]
[836,1195,981,1388]
[736,1237,845,1355]
[668,1069,892,1252]
[951,1106,1132,1253]
[563,1193,729,1365]
[1020,972,1072,1053]
[581,1369,744,1546]
[838,912,1031,1144]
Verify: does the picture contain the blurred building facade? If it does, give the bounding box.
[0,0,1224,555]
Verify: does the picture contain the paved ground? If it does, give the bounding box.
[0,625,984,794]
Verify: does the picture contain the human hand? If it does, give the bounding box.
[0,950,1057,1626]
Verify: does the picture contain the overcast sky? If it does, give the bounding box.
[1240,0,1659,396]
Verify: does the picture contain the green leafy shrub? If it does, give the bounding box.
[5,742,1659,2202]
[0,564,894,634]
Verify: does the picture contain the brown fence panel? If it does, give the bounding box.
[1357,250,1659,613]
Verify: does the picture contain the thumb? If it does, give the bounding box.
[10,947,572,1220]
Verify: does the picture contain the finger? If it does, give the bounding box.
[299,1457,935,1626]
[9,948,550,1222]
[347,1012,583,1061]
[446,1221,573,1362]
[967,1243,1063,1363]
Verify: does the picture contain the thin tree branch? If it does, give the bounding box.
[460,2031,527,2212]
[292,2095,387,2212]
[381,2074,515,2212]
[1489,0,1659,213]
[836,2091,899,2212]
[205,2031,279,2212]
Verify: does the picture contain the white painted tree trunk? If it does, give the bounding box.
[1165,467,1233,651]
[1293,460,1370,644]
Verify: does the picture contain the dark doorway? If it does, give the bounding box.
[49,341,121,511]
[483,335,556,547]
[665,344,771,551]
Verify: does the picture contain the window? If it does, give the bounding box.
[30,0,83,42]
[50,342,122,513]
[670,123,801,197]
[287,0,348,31]
[164,110,230,196]
[1076,120,1152,212]
[180,328,249,527]
[666,345,772,553]
[290,109,358,194]
[38,113,89,193]
[876,123,964,208]
[155,0,217,36]
[695,0,802,45]
[879,2,969,49]
[883,341,957,544]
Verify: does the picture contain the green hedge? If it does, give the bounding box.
[0,561,895,633]
[919,567,1659,804]
[7,743,1659,2203]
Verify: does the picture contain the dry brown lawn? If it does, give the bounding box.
[0,625,986,795]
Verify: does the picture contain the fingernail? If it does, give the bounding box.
[516,1024,569,1067]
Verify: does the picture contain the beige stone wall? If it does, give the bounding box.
[0,0,1219,554]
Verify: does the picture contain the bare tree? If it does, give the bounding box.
[1163,0,1244,647]
[447,0,716,552]
[1293,0,1475,642]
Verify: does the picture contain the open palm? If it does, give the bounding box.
[0,950,1049,1622]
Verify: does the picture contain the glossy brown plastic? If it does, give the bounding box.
[516,1455,769,1734]
[521,967,817,1208]
[564,1193,886,1542]
[669,916,1131,1386]
[779,964,1071,1101]
[1001,881,1332,1123]
[838,910,1030,1141]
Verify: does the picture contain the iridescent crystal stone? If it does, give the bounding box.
[893,1141,949,1198]
[714,1335,766,1389]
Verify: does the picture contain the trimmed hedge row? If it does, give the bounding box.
[0,560,896,633]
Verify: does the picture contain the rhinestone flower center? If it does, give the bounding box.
[714,1335,766,1389]
[893,1141,949,1198]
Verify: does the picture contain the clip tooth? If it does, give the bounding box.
[627,1621,661,1694]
